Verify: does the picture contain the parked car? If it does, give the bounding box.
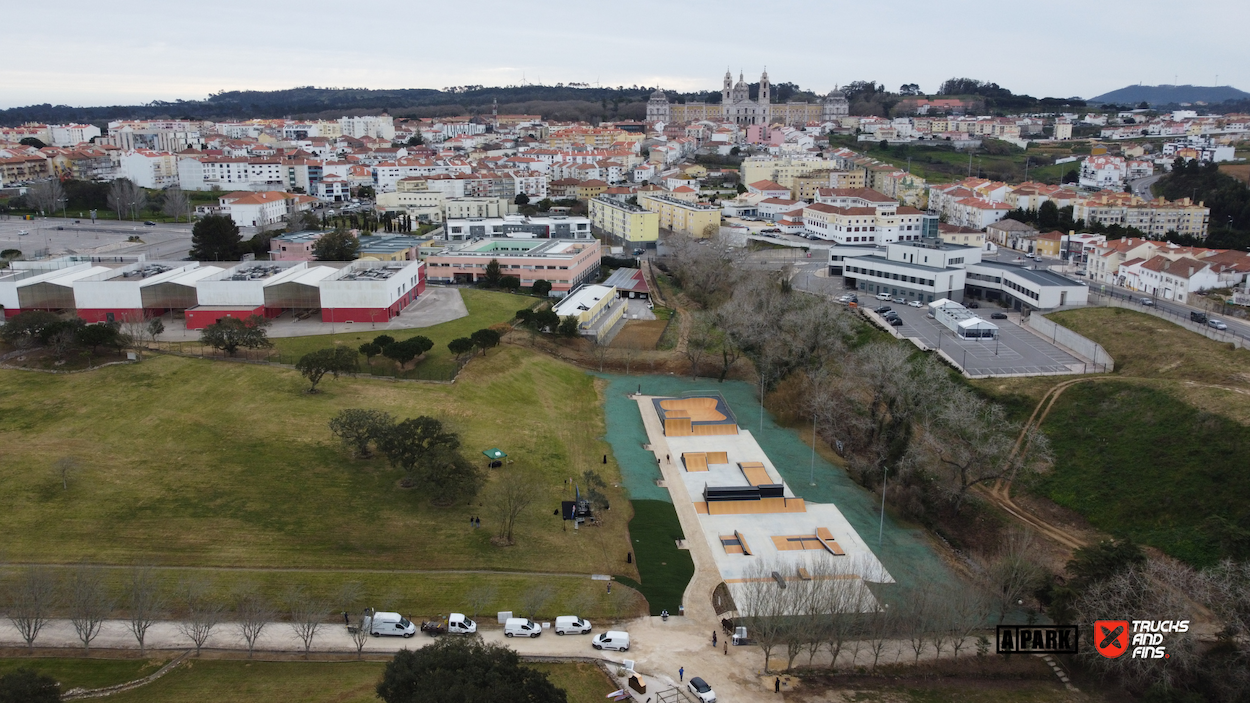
[687,677,717,703]
[907,300,924,308]
[967,302,980,309]
[554,616,592,635]
[1139,298,1155,306]
[874,305,892,314]
[875,292,892,301]
[1208,319,1228,330]
[633,248,644,256]
[991,312,1008,320]
[17,230,29,236]
[143,221,156,226]
[886,317,903,326]
[592,630,630,651]
[364,611,416,638]
[504,617,541,638]
[1190,311,1208,324]
[892,296,906,304]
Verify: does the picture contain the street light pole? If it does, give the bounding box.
[809,414,817,486]
[878,465,888,547]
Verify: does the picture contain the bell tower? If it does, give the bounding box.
[722,68,732,104]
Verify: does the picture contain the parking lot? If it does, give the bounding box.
[867,301,1085,376]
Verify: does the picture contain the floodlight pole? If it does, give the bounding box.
[809,414,817,486]
[878,465,888,547]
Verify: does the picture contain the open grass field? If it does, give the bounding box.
[265,288,536,378]
[825,136,1084,185]
[0,343,643,616]
[973,307,1250,565]
[0,655,166,690]
[55,659,613,703]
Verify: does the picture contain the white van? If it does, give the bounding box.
[554,616,592,635]
[504,617,541,638]
[592,630,630,651]
[447,613,477,634]
[365,611,416,638]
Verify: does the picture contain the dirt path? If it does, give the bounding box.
[978,378,1099,551]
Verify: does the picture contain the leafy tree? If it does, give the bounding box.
[406,133,424,146]
[377,416,483,504]
[558,316,580,337]
[18,137,47,149]
[0,311,61,346]
[312,229,359,261]
[536,198,554,211]
[1037,200,1060,230]
[359,341,382,365]
[356,185,376,199]
[377,637,566,703]
[382,336,433,367]
[147,317,165,341]
[76,322,124,355]
[514,309,533,325]
[199,315,272,356]
[499,275,520,292]
[295,347,359,392]
[735,183,747,194]
[448,337,475,356]
[329,409,394,458]
[1062,169,1079,184]
[190,214,242,261]
[514,193,530,206]
[531,280,552,297]
[0,667,60,703]
[373,334,395,348]
[532,310,560,333]
[470,328,502,355]
[484,258,502,287]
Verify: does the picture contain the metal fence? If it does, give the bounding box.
[143,341,464,382]
[1089,289,1249,349]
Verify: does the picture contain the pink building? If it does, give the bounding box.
[424,238,600,294]
[269,230,325,261]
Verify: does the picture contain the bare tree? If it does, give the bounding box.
[592,339,612,372]
[4,567,57,649]
[26,179,66,216]
[947,584,991,659]
[682,313,715,379]
[107,178,147,221]
[161,186,190,223]
[738,559,792,672]
[231,585,275,658]
[485,468,543,546]
[619,341,640,375]
[124,566,165,655]
[977,528,1044,624]
[465,584,498,619]
[864,602,896,672]
[176,577,224,655]
[67,564,113,651]
[902,580,934,664]
[54,456,79,490]
[350,610,371,659]
[287,586,331,659]
[520,583,555,619]
[913,389,1052,511]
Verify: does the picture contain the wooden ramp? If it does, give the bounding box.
[815,527,846,556]
[705,451,729,464]
[738,462,772,487]
[659,397,726,421]
[703,497,807,515]
[683,453,708,472]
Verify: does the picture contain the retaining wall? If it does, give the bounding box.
[1023,314,1115,372]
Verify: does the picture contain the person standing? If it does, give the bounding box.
[775,677,780,693]
[712,631,717,647]
[679,667,684,682]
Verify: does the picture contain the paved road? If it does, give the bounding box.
[0,215,195,261]
[1129,173,1163,199]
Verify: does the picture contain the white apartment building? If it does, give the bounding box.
[339,115,395,141]
[802,194,936,244]
[118,150,179,189]
[50,124,102,147]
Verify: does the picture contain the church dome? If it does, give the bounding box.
[650,88,668,101]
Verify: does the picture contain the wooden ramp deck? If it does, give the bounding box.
[738,462,772,487]
[683,452,709,472]
[815,526,846,556]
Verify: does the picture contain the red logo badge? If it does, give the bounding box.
[1095,620,1130,658]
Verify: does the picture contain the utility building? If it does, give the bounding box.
[73,263,200,323]
[319,259,425,324]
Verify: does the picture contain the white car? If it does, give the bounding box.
[1208,319,1228,331]
[688,677,717,703]
[875,292,892,301]
[592,630,630,651]
[907,300,924,308]
[17,230,29,236]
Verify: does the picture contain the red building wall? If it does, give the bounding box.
[184,305,266,330]
[77,308,156,324]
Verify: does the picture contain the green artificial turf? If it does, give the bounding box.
[623,500,695,615]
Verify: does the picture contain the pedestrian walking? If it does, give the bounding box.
[666,454,670,463]
[607,581,612,594]
[775,677,780,693]
[679,667,684,682]
[343,611,350,626]
[470,516,475,528]
[712,631,717,647]
[723,642,727,655]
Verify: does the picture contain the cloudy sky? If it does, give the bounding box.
[4,0,1247,108]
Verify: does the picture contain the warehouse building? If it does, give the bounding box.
[74,262,202,323]
[319,259,426,323]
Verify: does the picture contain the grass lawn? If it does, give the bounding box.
[267,289,535,378]
[972,307,1250,565]
[825,136,1082,185]
[1031,381,1250,566]
[0,343,642,615]
[0,656,166,690]
[619,500,695,615]
[92,659,611,703]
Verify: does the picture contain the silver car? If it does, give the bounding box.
[1208,319,1228,330]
